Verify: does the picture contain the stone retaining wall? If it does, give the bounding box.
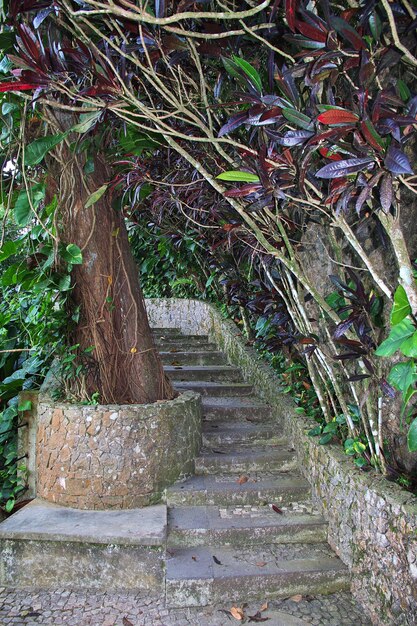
[145,298,417,625]
[36,390,201,509]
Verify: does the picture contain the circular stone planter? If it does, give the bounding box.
[36,391,201,509]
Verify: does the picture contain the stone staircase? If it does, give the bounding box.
[154,327,351,608]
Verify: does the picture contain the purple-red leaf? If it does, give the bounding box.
[316,158,374,179]
[224,183,262,198]
[218,112,248,137]
[384,145,413,176]
[276,130,314,146]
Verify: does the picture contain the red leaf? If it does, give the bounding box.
[294,19,327,43]
[317,109,359,125]
[318,147,342,161]
[0,82,41,92]
[271,504,283,514]
[224,183,262,198]
[286,0,297,32]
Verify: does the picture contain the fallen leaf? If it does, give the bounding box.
[213,555,222,565]
[289,594,303,602]
[260,602,268,612]
[122,618,134,626]
[192,555,198,561]
[271,504,283,514]
[256,561,267,567]
[230,606,245,620]
[237,475,249,485]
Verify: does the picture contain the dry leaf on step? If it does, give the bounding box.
[237,475,249,485]
[122,618,134,626]
[256,561,267,567]
[289,594,303,602]
[260,602,268,611]
[230,606,245,620]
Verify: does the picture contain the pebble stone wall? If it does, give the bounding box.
[36,390,201,509]
[145,298,417,626]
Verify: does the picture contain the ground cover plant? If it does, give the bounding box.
[1,0,417,501]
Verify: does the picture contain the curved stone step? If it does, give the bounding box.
[202,420,285,446]
[165,544,350,607]
[174,381,253,397]
[167,506,328,547]
[195,445,297,475]
[202,396,273,421]
[166,474,310,507]
[159,341,218,352]
[160,351,227,366]
[164,365,242,382]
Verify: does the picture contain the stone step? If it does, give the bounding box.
[202,420,285,446]
[202,396,273,421]
[164,365,242,383]
[165,544,350,607]
[167,505,328,547]
[195,445,296,475]
[0,499,166,591]
[166,473,310,507]
[160,351,227,366]
[154,333,210,342]
[174,381,254,397]
[152,327,182,334]
[158,341,218,352]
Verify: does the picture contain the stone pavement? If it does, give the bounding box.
[0,588,371,625]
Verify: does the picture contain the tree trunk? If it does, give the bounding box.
[46,113,175,404]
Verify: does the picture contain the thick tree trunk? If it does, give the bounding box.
[47,114,175,404]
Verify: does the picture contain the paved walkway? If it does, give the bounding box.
[0,588,371,625]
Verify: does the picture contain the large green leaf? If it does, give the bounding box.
[72,110,102,134]
[85,184,108,208]
[0,240,17,262]
[62,244,83,265]
[390,285,411,325]
[216,171,260,182]
[375,319,415,357]
[25,133,66,166]
[282,108,313,130]
[231,56,263,93]
[399,331,417,357]
[387,361,417,394]
[14,184,45,226]
[408,416,417,452]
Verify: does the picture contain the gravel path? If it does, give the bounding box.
[0,588,372,625]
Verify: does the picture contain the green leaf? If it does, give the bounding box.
[354,457,368,468]
[5,498,15,513]
[216,171,260,182]
[369,11,382,41]
[14,184,45,226]
[62,244,83,265]
[85,184,108,208]
[0,55,12,74]
[391,285,411,325]
[231,56,263,93]
[0,240,17,262]
[282,108,313,130]
[72,110,102,134]
[25,133,66,166]
[397,79,411,103]
[57,275,72,291]
[388,361,417,393]
[375,319,415,357]
[18,400,32,412]
[400,331,417,357]
[308,426,321,437]
[323,422,338,434]
[407,416,417,452]
[319,432,333,445]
